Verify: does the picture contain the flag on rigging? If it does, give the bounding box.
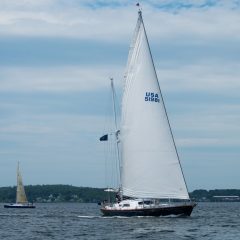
[99,134,108,141]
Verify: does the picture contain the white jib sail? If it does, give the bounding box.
[121,12,189,200]
[16,163,28,204]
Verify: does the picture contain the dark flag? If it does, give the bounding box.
[100,134,108,141]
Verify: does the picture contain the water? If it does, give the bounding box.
[0,202,239,239]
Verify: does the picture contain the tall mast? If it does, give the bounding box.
[110,78,118,131]
[110,78,122,196]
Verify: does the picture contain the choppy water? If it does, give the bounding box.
[0,202,239,239]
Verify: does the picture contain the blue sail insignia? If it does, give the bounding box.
[145,92,160,102]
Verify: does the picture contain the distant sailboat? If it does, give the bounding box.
[4,162,35,208]
[100,10,196,217]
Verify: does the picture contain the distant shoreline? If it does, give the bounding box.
[0,185,240,203]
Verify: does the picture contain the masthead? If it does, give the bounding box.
[136,3,142,12]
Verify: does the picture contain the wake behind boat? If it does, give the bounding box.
[100,9,196,217]
[4,162,35,209]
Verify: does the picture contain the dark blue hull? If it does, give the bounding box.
[4,204,35,209]
[101,203,196,217]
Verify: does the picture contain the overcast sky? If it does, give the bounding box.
[0,0,239,191]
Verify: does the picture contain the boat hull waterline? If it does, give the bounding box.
[101,203,196,217]
[4,204,36,209]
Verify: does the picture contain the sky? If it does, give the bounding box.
[0,0,240,191]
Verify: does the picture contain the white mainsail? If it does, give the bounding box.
[121,11,189,200]
[16,162,28,204]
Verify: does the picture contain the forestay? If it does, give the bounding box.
[121,12,189,200]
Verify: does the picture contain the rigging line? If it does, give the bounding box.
[102,86,112,188]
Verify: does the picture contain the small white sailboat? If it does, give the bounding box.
[100,9,196,217]
[4,162,35,208]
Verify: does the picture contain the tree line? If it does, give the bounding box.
[0,185,113,203]
[0,185,239,203]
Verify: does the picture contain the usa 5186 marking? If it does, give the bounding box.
[145,92,160,102]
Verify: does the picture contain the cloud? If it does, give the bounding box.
[0,112,110,187]
[0,66,123,92]
[157,62,240,94]
[1,0,239,95]
[169,102,240,150]
[0,60,239,96]
[178,137,240,148]
[0,113,107,136]
[1,0,240,95]
[0,0,240,42]
[1,0,240,188]
[0,124,51,134]
[0,2,135,40]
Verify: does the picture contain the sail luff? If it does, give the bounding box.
[16,162,28,204]
[122,13,142,120]
[139,11,190,199]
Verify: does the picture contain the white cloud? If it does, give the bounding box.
[0,124,51,134]
[3,114,104,133]
[1,0,240,188]
[0,5,135,40]
[1,0,240,96]
[178,137,240,148]
[171,104,240,149]
[0,66,123,92]
[0,0,240,42]
[158,62,240,94]
[1,60,239,95]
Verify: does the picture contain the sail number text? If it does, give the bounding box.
[145,92,160,103]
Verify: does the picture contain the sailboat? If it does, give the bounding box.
[4,162,35,208]
[100,9,196,217]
